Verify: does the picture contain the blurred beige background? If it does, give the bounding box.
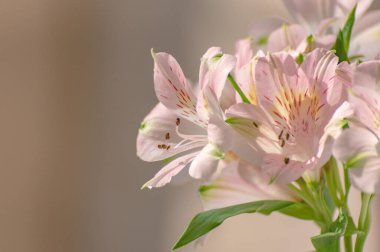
[0,0,379,251]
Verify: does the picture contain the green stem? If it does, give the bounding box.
[227,74,250,104]
[297,179,332,231]
[344,236,353,252]
[354,193,374,252]
[343,164,353,252]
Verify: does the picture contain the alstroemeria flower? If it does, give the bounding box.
[226,49,351,183]
[333,60,380,193]
[137,49,243,188]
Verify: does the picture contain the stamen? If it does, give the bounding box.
[165,132,170,140]
[173,118,208,150]
[284,157,290,164]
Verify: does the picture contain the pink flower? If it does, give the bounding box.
[226,49,352,183]
[137,49,243,188]
[333,60,380,193]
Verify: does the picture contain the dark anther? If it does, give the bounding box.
[165,132,170,140]
[278,130,284,139]
[176,118,181,126]
[284,157,290,164]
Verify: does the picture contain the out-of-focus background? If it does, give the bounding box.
[1,0,379,251]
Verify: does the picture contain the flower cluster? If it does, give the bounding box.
[136,1,380,251]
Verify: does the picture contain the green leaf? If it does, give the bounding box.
[332,5,357,62]
[173,200,296,250]
[311,211,348,252]
[279,202,318,220]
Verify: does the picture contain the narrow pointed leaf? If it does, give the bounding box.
[332,5,357,62]
[173,200,297,250]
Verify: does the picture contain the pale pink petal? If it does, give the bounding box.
[337,0,373,19]
[200,161,298,210]
[351,11,380,59]
[333,127,380,193]
[282,0,337,31]
[350,86,380,132]
[335,61,354,87]
[152,51,203,126]
[196,85,224,122]
[353,60,380,90]
[142,152,198,189]
[255,52,299,110]
[188,144,222,180]
[137,103,206,162]
[262,153,311,184]
[315,18,338,36]
[207,116,233,150]
[199,47,237,110]
[234,51,265,104]
[235,38,253,70]
[323,101,353,139]
[296,34,336,53]
[300,49,342,108]
[234,61,256,104]
[350,157,380,193]
[333,127,378,163]
[268,24,307,52]
[226,103,278,145]
[199,48,236,109]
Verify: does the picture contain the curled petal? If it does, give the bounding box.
[188,144,224,180]
[142,152,198,189]
[199,47,237,110]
